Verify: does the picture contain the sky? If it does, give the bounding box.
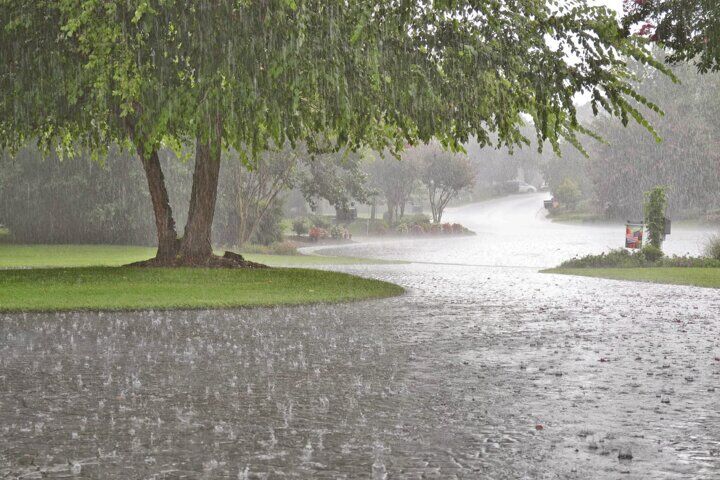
[598,0,622,14]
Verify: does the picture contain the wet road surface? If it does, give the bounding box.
[2,194,719,479]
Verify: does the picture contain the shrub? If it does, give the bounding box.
[330,225,343,239]
[310,216,331,229]
[704,234,720,260]
[241,241,299,255]
[403,213,431,225]
[559,247,720,269]
[410,224,425,235]
[292,218,309,236]
[641,245,664,263]
[271,241,299,255]
[396,223,409,234]
[658,256,720,268]
[369,221,389,235]
[559,248,645,268]
[248,202,284,246]
[308,227,328,241]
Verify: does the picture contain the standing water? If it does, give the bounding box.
[2,194,719,478]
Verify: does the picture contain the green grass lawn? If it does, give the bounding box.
[0,244,403,312]
[545,267,720,289]
[0,267,404,312]
[0,244,391,269]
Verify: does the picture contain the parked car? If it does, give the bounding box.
[517,181,537,193]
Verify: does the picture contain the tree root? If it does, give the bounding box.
[126,251,269,269]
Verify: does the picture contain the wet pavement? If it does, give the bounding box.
[2,194,719,478]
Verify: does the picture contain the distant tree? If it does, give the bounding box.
[229,148,297,247]
[0,145,156,244]
[623,0,720,73]
[555,178,583,211]
[1,1,669,265]
[299,149,370,216]
[416,144,476,223]
[367,152,419,224]
[587,56,720,219]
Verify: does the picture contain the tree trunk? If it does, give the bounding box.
[180,129,222,262]
[137,147,179,260]
[386,202,395,224]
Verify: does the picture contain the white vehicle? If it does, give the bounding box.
[517,181,537,193]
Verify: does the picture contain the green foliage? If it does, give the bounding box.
[644,186,668,249]
[241,241,299,256]
[704,234,720,260]
[0,0,675,254]
[246,202,284,246]
[560,248,646,268]
[366,150,418,223]
[309,215,332,229]
[413,143,476,223]
[559,248,720,269]
[292,218,309,236]
[300,149,369,213]
[0,144,156,244]
[402,213,431,225]
[623,0,720,73]
[641,244,664,263]
[1,1,669,161]
[580,57,720,220]
[554,178,582,211]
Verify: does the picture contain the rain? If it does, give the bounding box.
[1,1,720,479]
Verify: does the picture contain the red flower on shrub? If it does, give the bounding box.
[309,227,328,241]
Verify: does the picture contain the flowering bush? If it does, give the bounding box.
[330,225,351,240]
[411,224,426,235]
[308,227,328,241]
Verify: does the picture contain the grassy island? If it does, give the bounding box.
[0,244,404,312]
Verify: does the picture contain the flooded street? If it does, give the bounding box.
[2,194,719,479]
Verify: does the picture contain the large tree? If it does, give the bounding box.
[1,0,667,266]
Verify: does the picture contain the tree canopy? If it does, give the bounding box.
[0,0,668,264]
[623,0,720,73]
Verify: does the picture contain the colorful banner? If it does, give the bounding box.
[625,223,644,249]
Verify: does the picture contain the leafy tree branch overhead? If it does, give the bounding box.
[0,0,667,266]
